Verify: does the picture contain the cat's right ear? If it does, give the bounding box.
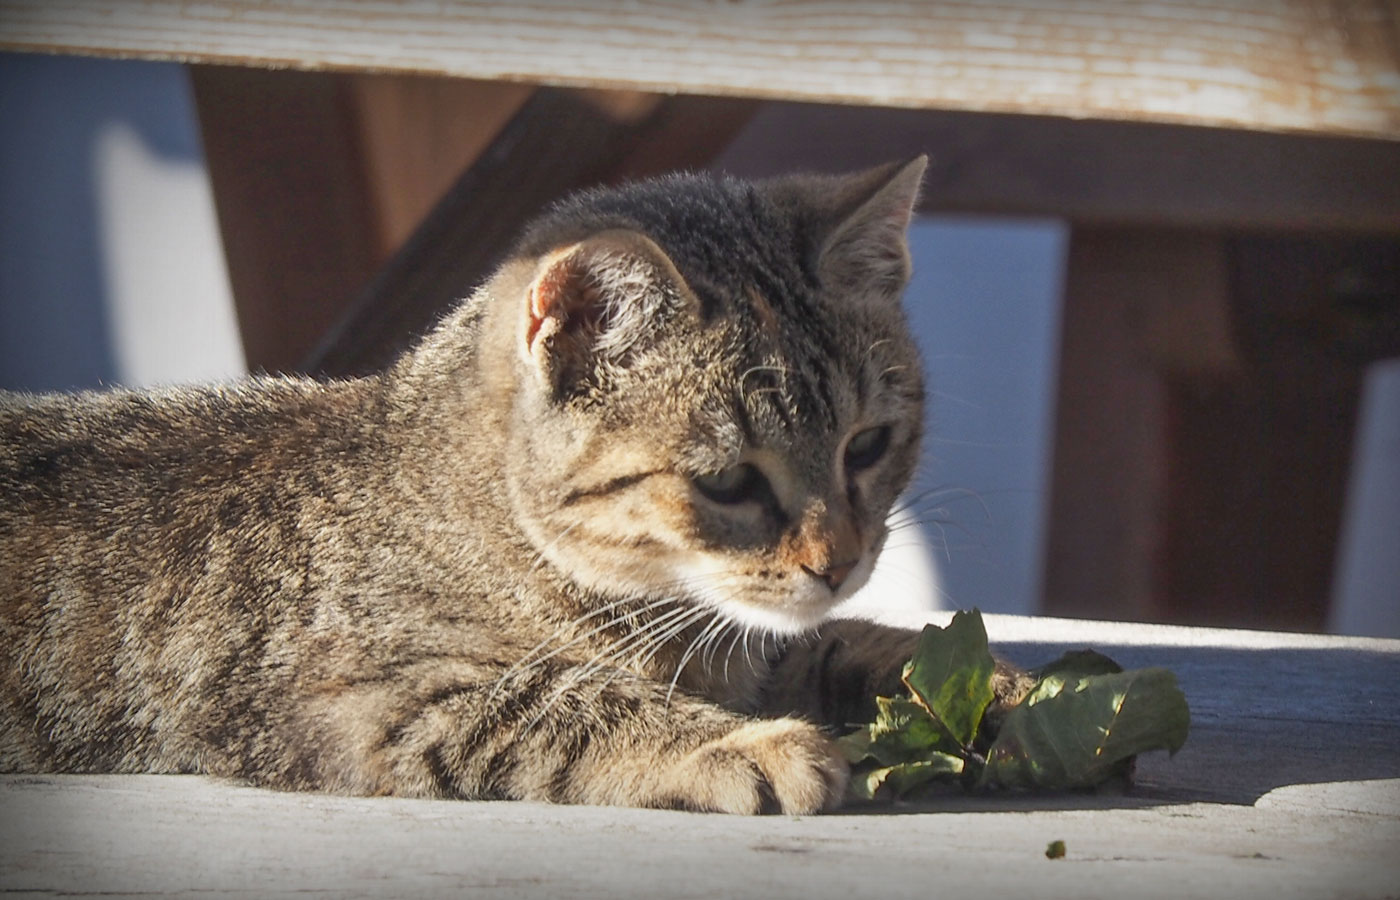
[521,230,693,397]
[812,156,927,301]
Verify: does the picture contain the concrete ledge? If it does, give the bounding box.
[4,614,1398,899]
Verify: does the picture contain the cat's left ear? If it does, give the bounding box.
[817,155,927,299]
[522,229,694,396]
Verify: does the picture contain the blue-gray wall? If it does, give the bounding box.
[0,53,205,391]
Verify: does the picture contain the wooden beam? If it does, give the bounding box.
[3,1,1398,139]
[1041,229,1189,623]
[190,65,381,377]
[1230,234,1400,366]
[1161,367,1362,632]
[191,67,536,375]
[305,89,758,377]
[716,105,1400,232]
[346,74,534,258]
[1043,228,1393,630]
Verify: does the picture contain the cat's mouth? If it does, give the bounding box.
[691,526,888,635]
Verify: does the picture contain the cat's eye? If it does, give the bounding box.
[844,425,892,472]
[693,463,768,506]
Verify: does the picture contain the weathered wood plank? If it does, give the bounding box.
[2,1,1398,139]
[3,614,1398,898]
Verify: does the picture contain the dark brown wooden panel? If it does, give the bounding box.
[716,105,1400,232]
[190,65,381,376]
[1041,229,1187,623]
[346,73,534,259]
[305,90,757,377]
[1044,228,1394,630]
[1161,368,1362,631]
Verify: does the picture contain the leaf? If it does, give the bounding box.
[979,666,1190,790]
[835,726,875,765]
[900,610,996,748]
[869,696,964,763]
[836,696,958,766]
[1028,648,1123,682]
[848,754,966,801]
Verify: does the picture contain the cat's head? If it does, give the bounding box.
[496,159,927,633]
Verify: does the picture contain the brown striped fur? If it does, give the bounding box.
[1,159,1029,814]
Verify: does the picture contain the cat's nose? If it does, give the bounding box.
[803,560,857,593]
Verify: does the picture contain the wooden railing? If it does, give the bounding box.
[2,0,1397,138]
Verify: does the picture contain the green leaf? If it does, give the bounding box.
[1028,648,1123,682]
[868,696,959,763]
[900,610,996,748]
[836,696,959,766]
[835,726,876,765]
[849,754,966,801]
[980,666,1190,790]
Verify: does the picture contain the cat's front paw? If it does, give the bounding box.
[658,718,847,815]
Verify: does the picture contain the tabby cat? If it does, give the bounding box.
[1,157,1028,814]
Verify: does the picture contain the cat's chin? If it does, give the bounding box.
[710,600,832,636]
[676,550,883,636]
[695,579,846,636]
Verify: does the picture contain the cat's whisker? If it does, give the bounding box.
[739,363,790,391]
[896,485,992,520]
[490,594,680,699]
[886,517,944,535]
[572,607,718,718]
[692,618,724,678]
[866,548,967,608]
[663,612,727,706]
[569,602,697,683]
[519,606,700,736]
[702,613,737,673]
[721,621,747,684]
[631,606,712,673]
[742,626,761,677]
[602,607,701,677]
[862,337,894,364]
[542,604,711,732]
[739,363,792,410]
[492,599,647,694]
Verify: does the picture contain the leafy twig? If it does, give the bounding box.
[837,610,1190,801]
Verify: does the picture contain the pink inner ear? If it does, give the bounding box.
[527,258,574,351]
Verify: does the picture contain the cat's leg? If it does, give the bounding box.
[758,619,1034,735]
[297,659,847,814]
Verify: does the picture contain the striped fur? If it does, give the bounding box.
[1,159,1029,814]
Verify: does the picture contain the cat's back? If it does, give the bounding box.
[0,376,388,608]
[3,377,376,503]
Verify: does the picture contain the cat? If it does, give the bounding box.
[1,157,1030,814]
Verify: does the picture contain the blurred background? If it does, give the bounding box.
[1,50,1395,637]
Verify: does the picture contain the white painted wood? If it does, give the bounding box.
[1,1,1397,139]
[3,614,1398,898]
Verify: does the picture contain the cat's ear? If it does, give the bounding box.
[816,156,927,299]
[522,229,693,396]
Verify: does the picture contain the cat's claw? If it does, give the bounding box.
[657,718,848,815]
